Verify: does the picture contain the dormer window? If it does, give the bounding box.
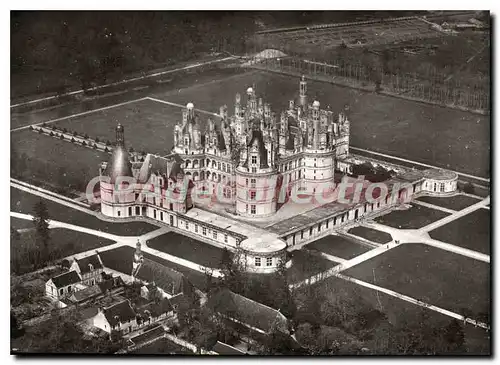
[251,155,257,165]
[184,138,188,145]
[88,263,94,271]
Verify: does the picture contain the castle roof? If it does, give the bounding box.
[136,258,190,296]
[243,128,269,168]
[50,270,81,288]
[104,145,133,184]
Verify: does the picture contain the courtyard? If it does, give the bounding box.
[374,204,449,230]
[147,231,230,268]
[347,226,393,244]
[429,208,490,254]
[305,234,372,259]
[416,194,481,211]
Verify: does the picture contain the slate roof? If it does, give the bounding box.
[136,258,187,296]
[137,299,173,318]
[75,254,103,274]
[51,270,81,288]
[104,145,133,184]
[242,129,268,168]
[98,246,134,275]
[212,341,246,355]
[68,285,102,303]
[208,288,289,334]
[104,300,137,327]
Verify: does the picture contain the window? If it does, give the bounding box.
[251,155,257,164]
[117,211,121,217]
[301,230,304,239]
[213,231,217,240]
[251,205,256,214]
[202,227,207,236]
[266,257,273,266]
[59,288,64,296]
[160,211,164,221]
[245,178,248,186]
[255,257,261,266]
[246,204,248,212]
[222,163,226,171]
[68,285,72,293]
[224,234,228,243]
[251,167,257,173]
[250,178,256,188]
[250,191,256,200]
[186,222,189,230]
[195,224,199,233]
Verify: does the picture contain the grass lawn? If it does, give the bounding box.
[301,275,490,354]
[286,249,336,284]
[374,204,449,229]
[306,234,372,259]
[147,231,229,268]
[99,245,208,292]
[11,129,105,192]
[152,70,489,178]
[343,243,490,321]
[347,226,392,244]
[429,208,490,254]
[11,217,36,230]
[417,194,482,211]
[11,228,116,275]
[11,186,159,236]
[52,98,181,156]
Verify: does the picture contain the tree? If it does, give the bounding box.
[442,319,465,353]
[463,182,475,194]
[11,227,20,242]
[32,199,50,263]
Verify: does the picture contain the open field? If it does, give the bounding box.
[417,194,481,211]
[255,18,442,56]
[11,129,105,191]
[10,187,159,236]
[300,274,490,354]
[343,243,490,320]
[306,234,372,259]
[347,226,392,244]
[51,99,180,156]
[147,231,229,268]
[429,209,490,254]
[11,217,36,230]
[11,228,115,274]
[374,204,449,229]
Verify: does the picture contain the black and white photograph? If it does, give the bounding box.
[9,9,491,355]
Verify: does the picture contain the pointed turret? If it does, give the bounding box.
[299,75,307,107]
[105,124,133,183]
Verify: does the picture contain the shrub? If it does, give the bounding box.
[71,137,75,143]
[129,147,134,153]
[93,143,98,149]
[84,134,89,139]
[106,140,111,146]
[82,141,87,146]
[95,137,100,143]
[29,125,34,130]
[63,128,68,133]
[42,122,47,127]
[38,128,43,134]
[49,132,54,137]
[104,147,109,153]
[60,134,65,140]
[73,131,78,137]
